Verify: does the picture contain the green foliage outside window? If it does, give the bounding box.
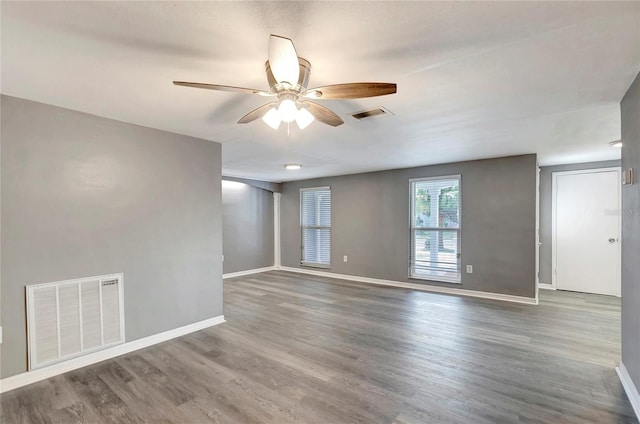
[415,186,459,228]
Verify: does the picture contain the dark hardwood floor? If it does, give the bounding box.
[1,270,636,423]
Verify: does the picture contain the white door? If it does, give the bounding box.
[553,169,621,296]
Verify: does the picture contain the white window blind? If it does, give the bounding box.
[410,176,461,283]
[301,187,331,267]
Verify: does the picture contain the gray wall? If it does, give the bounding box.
[1,96,223,378]
[621,72,640,391]
[538,160,620,285]
[281,154,538,298]
[222,180,274,274]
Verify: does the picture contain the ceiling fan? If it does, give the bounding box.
[173,35,397,130]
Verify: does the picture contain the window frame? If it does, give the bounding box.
[300,186,331,268]
[409,175,462,284]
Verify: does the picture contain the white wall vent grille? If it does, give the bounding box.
[27,273,125,370]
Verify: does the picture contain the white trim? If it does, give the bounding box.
[617,362,640,420]
[538,283,556,290]
[223,266,276,279]
[279,266,538,305]
[98,279,105,346]
[300,262,330,269]
[300,186,330,192]
[0,315,225,394]
[274,192,281,268]
[55,286,62,359]
[299,187,332,268]
[552,167,621,294]
[409,274,461,285]
[551,170,558,290]
[408,175,462,284]
[535,165,540,298]
[409,174,461,183]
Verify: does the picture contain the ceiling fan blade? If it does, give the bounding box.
[303,101,344,127]
[302,83,397,99]
[268,35,300,86]
[173,81,274,96]
[238,103,277,124]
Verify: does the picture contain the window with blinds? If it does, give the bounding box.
[300,187,331,267]
[410,176,461,283]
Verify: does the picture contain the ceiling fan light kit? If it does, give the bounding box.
[262,108,281,129]
[284,164,302,170]
[174,34,397,130]
[295,107,315,130]
[262,98,316,130]
[277,96,298,123]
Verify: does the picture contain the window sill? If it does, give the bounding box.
[409,274,461,285]
[300,262,330,270]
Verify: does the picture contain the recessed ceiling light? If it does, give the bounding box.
[284,164,301,170]
[610,140,623,148]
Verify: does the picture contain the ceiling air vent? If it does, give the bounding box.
[351,107,394,121]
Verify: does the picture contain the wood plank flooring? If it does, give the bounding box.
[1,270,636,423]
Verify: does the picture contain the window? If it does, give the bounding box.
[300,187,331,267]
[410,176,461,283]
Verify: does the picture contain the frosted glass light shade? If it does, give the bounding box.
[278,99,298,123]
[262,108,281,129]
[296,107,315,129]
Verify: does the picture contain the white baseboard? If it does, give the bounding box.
[223,266,276,279]
[0,315,225,394]
[279,266,538,305]
[538,283,555,290]
[617,362,640,420]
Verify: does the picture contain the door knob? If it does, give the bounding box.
[609,238,618,243]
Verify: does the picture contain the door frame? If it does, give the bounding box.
[535,165,540,300]
[551,167,621,293]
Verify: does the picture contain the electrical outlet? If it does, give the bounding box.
[343,255,348,262]
[466,265,473,274]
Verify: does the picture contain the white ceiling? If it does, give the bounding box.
[2,2,639,182]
